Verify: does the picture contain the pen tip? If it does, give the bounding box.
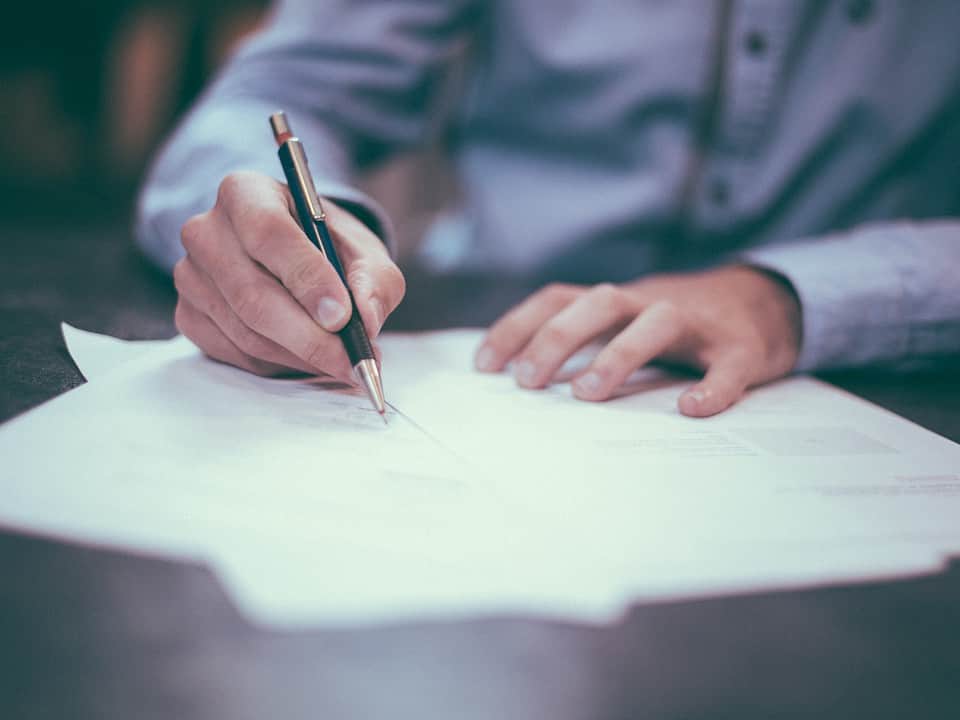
[355,358,387,421]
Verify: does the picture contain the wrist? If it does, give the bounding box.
[728,264,803,373]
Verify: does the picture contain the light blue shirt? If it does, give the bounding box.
[137,0,960,372]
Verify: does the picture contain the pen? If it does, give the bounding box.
[269,111,387,421]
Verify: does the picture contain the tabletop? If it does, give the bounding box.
[1,216,958,719]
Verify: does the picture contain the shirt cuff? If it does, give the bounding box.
[741,232,911,372]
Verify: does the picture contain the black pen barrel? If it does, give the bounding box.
[277,141,374,365]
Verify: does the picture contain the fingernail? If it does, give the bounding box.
[514,360,537,387]
[475,346,497,372]
[316,297,347,330]
[685,390,706,404]
[574,371,603,396]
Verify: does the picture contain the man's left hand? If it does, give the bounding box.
[475,266,802,417]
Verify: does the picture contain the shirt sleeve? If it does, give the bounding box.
[742,220,960,372]
[135,0,476,272]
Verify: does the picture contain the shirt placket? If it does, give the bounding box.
[692,0,795,234]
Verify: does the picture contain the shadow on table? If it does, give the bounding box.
[2,531,959,720]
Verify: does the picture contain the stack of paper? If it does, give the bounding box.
[0,324,957,628]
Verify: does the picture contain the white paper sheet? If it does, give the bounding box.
[1,325,957,628]
[62,324,171,381]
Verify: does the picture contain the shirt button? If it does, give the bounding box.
[743,30,768,57]
[846,0,875,24]
[708,178,731,206]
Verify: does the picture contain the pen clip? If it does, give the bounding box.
[271,111,327,222]
[285,140,327,222]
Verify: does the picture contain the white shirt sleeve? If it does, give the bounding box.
[135,0,475,271]
[744,220,960,371]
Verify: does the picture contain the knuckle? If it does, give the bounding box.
[172,259,190,294]
[345,263,368,288]
[542,282,571,303]
[323,199,356,228]
[695,307,722,329]
[216,171,250,207]
[174,304,206,349]
[346,258,375,283]
[288,256,330,293]
[245,213,289,257]
[196,290,225,325]
[229,321,269,357]
[538,321,573,349]
[590,282,622,310]
[232,284,270,329]
[382,263,407,305]
[346,265,376,302]
[180,214,209,255]
[650,299,682,324]
[218,171,282,222]
[173,302,191,335]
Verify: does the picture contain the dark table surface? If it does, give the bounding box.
[2,218,959,719]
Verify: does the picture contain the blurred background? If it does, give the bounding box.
[0,1,454,258]
[0,0,464,420]
[0,1,271,221]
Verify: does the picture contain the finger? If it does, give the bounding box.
[216,173,354,333]
[175,299,291,377]
[218,176,404,338]
[572,300,686,401]
[181,210,356,383]
[677,350,752,418]
[222,262,356,383]
[173,257,317,375]
[475,283,581,373]
[512,284,634,389]
[325,200,407,335]
[344,256,406,338]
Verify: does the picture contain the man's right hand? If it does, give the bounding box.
[172,171,405,382]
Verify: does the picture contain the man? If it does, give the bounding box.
[137,0,960,417]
